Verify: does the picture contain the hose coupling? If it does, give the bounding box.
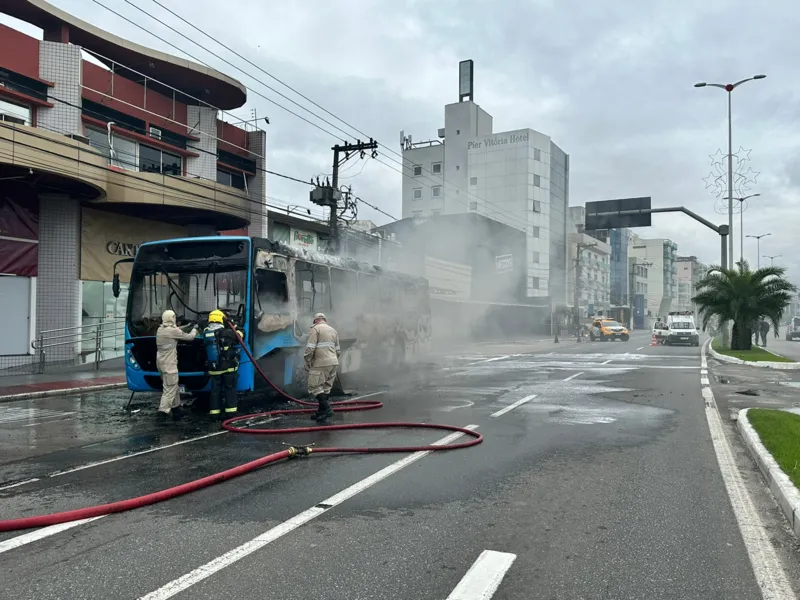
[283,442,314,458]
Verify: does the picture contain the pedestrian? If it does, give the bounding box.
[304,313,340,422]
[202,309,243,420]
[155,309,198,423]
[760,320,770,347]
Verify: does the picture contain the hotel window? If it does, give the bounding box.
[432,186,441,197]
[532,225,540,238]
[534,174,541,187]
[413,165,422,176]
[470,177,478,185]
[534,148,541,161]
[532,200,541,213]
[413,188,423,200]
[432,162,442,174]
[0,99,31,126]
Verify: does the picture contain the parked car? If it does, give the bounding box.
[786,316,800,341]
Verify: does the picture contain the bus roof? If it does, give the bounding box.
[137,235,428,285]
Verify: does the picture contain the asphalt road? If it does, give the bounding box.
[2,331,799,599]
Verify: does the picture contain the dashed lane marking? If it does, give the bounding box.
[490,395,536,418]
[446,550,516,600]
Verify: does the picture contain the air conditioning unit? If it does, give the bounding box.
[149,126,162,140]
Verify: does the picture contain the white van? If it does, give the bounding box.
[786,316,800,341]
[665,312,700,346]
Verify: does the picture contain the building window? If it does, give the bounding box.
[412,188,423,200]
[469,177,478,185]
[432,162,442,174]
[140,144,182,176]
[432,209,441,216]
[532,225,540,238]
[469,201,478,211]
[531,251,539,264]
[412,210,423,218]
[530,277,540,290]
[0,98,31,126]
[413,165,422,176]
[534,148,541,161]
[533,174,541,187]
[532,200,541,213]
[217,168,246,190]
[432,186,442,197]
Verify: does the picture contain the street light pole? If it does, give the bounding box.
[746,232,771,269]
[728,193,760,268]
[695,74,766,269]
[764,254,782,267]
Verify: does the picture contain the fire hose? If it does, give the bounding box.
[0,322,482,532]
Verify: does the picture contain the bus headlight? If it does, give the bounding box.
[126,346,141,371]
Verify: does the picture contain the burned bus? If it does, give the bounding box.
[114,236,431,397]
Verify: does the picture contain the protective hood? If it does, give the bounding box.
[161,310,177,327]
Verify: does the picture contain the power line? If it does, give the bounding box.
[98,0,526,228]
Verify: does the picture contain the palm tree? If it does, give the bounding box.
[692,260,797,350]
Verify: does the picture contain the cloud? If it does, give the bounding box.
[4,0,799,283]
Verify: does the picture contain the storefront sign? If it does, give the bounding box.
[81,207,187,282]
[106,241,138,257]
[496,254,513,273]
[289,228,317,251]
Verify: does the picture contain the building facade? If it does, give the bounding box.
[567,207,611,317]
[399,63,568,309]
[629,234,678,323]
[0,1,267,369]
[675,256,708,318]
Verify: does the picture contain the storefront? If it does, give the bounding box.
[80,207,187,352]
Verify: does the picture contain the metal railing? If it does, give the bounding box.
[28,317,127,374]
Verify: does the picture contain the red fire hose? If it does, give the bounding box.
[0,323,482,532]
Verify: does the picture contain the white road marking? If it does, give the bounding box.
[490,395,536,418]
[446,549,516,600]
[0,478,40,492]
[465,355,511,366]
[139,425,480,600]
[701,376,710,385]
[601,359,613,365]
[0,517,105,555]
[563,372,584,381]
[636,346,644,351]
[1,392,385,487]
[700,342,795,599]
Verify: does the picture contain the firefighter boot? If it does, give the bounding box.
[310,394,324,421]
[315,394,334,422]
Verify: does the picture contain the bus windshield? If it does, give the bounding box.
[127,239,250,336]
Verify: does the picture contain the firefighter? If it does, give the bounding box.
[304,313,340,422]
[203,309,243,419]
[155,310,198,423]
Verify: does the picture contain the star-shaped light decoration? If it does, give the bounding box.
[709,148,726,167]
[741,166,759,187]
[703,172,718,189]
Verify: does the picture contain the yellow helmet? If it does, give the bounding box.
[208,309,225,324]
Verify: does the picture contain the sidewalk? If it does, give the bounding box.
[0,368,127,402]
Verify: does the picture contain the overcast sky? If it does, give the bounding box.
[4,0,797,280]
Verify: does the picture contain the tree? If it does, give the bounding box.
[692,261,797,350]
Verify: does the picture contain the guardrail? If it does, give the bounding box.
[29,318,127,373]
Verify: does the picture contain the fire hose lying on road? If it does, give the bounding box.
[0,324,483,533]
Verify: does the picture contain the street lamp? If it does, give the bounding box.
[695,74,766,269]
[764,254,782,267]
[746,232,771,268]
[728,193,760,267]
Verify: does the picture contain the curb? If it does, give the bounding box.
[737,408,800,539]
[708,343,800,370]
[0,382,127,403]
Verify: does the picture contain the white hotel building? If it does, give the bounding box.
[399,62,569,305]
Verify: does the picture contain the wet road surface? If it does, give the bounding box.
[2,332,800,599]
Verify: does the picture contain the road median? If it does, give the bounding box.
[709,338,800,370]
[737,408,800,539]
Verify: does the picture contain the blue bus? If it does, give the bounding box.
[112,236,431,399]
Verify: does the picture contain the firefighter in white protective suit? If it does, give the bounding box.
[304,313,340,422]
[155,309,198,422]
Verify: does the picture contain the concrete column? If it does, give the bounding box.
[38,41,83,136]
[246,129,267,238]
[186,106,218,181]
[36,195,81,362]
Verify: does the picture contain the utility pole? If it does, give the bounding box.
[310,139,378,254]
[573,242,597,341]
